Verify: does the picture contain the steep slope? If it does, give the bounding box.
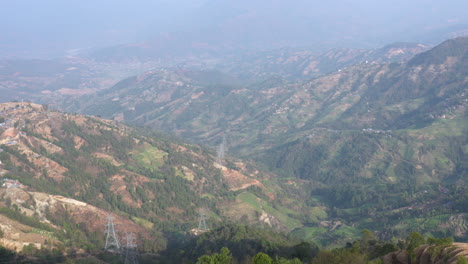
[0,187,150,253]
[0,102,307,253]
[219,42,428,81]
[333,37,467,129]
[70,37,466,154]
[259,38,467,243]
[55,37,467,245]
[0,41,427,108]
[383,243,468,264]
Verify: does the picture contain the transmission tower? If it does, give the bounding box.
[222,134,227,153]
[104,214,121,252]
[172,123,180,136]
[124,233,139,264]
[216,134,227,164]
[198,208,208,232]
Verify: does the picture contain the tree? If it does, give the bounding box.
[291,241,318,261]
[311,249,368,264]
[406,232,425,252]
[361,229,376,252]
[426,237,452,246]
[273,257,302,264]
[197,247,233,264]
[0,246,15,262]
[311,251,336,264]
[361,229,375,244]
[457,256,468,264]
[252,252,273,264]
[22,243,38,255]
[406,232,426,263]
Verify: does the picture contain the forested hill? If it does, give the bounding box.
[65,37,467,156]
[49,37,468,247]
[0,102,309,254]
[0,38,466,262]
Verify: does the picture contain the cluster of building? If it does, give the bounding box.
[0,117,13,128]
[1,178,22,189]
[362,128,392,136]
[0,105,21,130]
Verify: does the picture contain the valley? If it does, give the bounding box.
[0,102,316,252]
[0,37,466,263]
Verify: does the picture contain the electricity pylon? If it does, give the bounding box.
[198,208,208,232]
[216,134,227,164]
[124,233,139,264]
[104,214,121,252]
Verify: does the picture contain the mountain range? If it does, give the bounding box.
[0,102,316,253]
[66,37,468,242]
[0,36,466,262]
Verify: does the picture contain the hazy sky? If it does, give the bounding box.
[1,0,467,58]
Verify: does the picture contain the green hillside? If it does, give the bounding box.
[0,102,305,254]
[53,37,468,246]
[0,37,466,260]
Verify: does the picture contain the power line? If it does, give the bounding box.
[216,134,227,165]
[124,233,138,264]
[198,208,208,232]
[104,214,121,252]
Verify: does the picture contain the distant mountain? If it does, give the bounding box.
[2,0,467,59]
[218,42,429,81]
[0,41,428,106]
[1,38,467,254]
[0,57,165,103]
[412,23,468,45]
[85,0,468,62]
[59,38,467,244]
[69,37,465,150]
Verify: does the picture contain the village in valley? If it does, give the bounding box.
[0,102,52,191]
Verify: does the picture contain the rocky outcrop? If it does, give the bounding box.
[0,187,151,252]
[383,243,468,264]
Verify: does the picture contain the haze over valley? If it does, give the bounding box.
[0,1,467,263]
